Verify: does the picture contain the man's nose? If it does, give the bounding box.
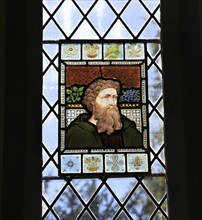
[109,97,115,106]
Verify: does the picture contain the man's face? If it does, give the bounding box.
[94,88,118,109]
[92,88,122,135]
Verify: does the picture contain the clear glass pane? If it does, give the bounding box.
[43,160,58,177]
[87,1,116,36]
[43,66,58,105]
[148,66,163,105]
[71,179,102,203]
[72,20,99,39]
[126,185,156,219]
[53,186,84,219]
[139,19,160,39]
[105,19,133,39]
[42,113,58,153]
[121,1,149,37]
[142,176,167,202]
[76,1,95,14]
[54,1,83,37]
[149,112,164,152]
[107,178,138,203]
[89,185,120,219]
[43,20,65,40]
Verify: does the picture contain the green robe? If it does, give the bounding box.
[66,113,143,148]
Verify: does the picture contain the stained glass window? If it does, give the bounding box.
[42,0,168,219]
[59,40,149,177]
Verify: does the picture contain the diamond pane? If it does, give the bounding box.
[126,185,156,220]
[54,1,83,37]
[43,66,58,105]
[147,43,161,58]
[71,179,101,203]
[43,179,66,205]
[42,113,58,153]
[149,112,164,152]
[143,176,167,203]
[139,19,160,39]
[89,185,120,219]
[151,159,165,174]
[105,19,133,39]
[87,1,116,36]
[43,160,58,177]
[107,178,138,203]
[72,20,99,39]
[148,65,163,104]
[121,1,149,37]
[43,43,58,60]
[43,20,65,40]
[53,186,84,219]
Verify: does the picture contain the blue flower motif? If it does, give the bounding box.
[119,89,141,103]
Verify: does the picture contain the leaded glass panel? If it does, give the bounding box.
[42,0,168,219]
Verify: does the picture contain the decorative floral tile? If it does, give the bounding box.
[82,43,102,60]
[61,44,81,60]
[127,153,148,172]
[125,43,145,60]
[104,43,124,60]
[61,155,81,173]
[83,154,103,173]
[105,154,125,173]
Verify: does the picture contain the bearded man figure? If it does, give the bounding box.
[65,78,143,148]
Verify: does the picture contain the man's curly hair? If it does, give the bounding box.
[82,78,121,112]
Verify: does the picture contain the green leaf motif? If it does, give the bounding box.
[72,86,77,91]
[66,89,72,95]
[76,97,81,101]
[66,85,85,103]
[78,86,84,92]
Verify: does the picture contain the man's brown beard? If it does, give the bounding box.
[94,105,122,135]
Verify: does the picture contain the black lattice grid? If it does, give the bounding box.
[42,1,168,219]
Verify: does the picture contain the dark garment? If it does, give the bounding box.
[65,113,143,148]
[100,130,124,148]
